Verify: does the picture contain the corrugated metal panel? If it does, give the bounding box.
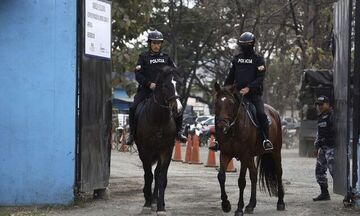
[333,0,352,196]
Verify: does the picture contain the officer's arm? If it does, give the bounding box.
[314,132,320,149]
[224,60,235,86]
[135,54,151,88]
[247,57,266,92]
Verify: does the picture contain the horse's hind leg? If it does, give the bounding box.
[245,158,257,213]
[275,152,285,210]
[218,153,232,213]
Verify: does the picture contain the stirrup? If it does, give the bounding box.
[263,139,273,151]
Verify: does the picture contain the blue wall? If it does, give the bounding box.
[0,1,77,205]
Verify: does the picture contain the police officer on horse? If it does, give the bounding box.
[125,30,187,145]
[209,32,273,151]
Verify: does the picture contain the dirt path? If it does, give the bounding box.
[1,148,360,216]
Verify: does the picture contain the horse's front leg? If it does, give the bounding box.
[156,147,173,215]
[235,160,247,216]
[142,159,153,209]
[152,162,161,206]
[218,153,232,213]
[245,158,257,213]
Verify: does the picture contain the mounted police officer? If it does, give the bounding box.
[313,95,335,201]
[125,30,187,145]
[209,32,273,152]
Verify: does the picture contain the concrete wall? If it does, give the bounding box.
[0,1,77,205]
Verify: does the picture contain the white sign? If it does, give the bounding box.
[85,0,111,59]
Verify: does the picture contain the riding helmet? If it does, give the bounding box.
[239,32,255,45]
[147,30,164,42]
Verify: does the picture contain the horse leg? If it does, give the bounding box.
[142,161,153,208]
[157,149,172,214]
[152,162,161,206]
[235,161,247,216]
[245,158,257,213]
[218,153,231,213]
[275,153,285,211]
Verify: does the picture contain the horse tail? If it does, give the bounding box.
[258,153,278,197]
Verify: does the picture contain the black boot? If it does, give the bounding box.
[261,121,273,151]
[313,185,330,201]
[209,140,220,152]
[175,115,187,143]
[125,134,134,146]
[176,131,187,143]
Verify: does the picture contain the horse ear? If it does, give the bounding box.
[214,82,221,92]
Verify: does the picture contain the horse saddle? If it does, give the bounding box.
[243,101,271,128]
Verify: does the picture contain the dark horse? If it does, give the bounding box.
[214,83,285,216]
[135,66,182,215]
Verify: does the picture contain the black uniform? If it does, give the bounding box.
[315,109,335,188]
[224,51,268,139]
[129,51,183,135]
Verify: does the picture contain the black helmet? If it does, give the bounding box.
[147,30,164,42]
[239,32,255,45]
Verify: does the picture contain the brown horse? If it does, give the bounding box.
[214,83,285,216]
[135,66,182,215]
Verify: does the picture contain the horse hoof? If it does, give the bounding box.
[221,200,231,213]
[277,203,286,211]
[151,203,157,211]
[244,206,254,213]
[234,210,244,216]
[141,207,152,214]
[157,210,167,216]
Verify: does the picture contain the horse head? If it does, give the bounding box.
[154,66,183,116]
[214,82,241,135]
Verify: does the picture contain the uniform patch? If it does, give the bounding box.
[238,58,253,64]
[318,122,327,127]
[258,65,265,71]
[150,58,165,64]
[135,65,141,71]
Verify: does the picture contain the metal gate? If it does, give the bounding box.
[76,0,112,193]
[332,0,352,196]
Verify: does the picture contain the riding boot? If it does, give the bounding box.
[125,108,135,146]
[175,116,187,143]
[261,120,273,151]
[208,140,220,152]
[313,185,330,201]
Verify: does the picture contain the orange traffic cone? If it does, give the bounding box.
[226,158,237,172]
[172,139,183,162]
[183,134,192,163]
[190,134,203,164]
[205,134,218,167]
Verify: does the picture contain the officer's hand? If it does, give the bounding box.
[149,83,156,90]
[240,87,250,95]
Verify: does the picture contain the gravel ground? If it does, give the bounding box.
[1,147,360,216]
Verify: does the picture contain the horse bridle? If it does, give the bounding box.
[216,92,244,134]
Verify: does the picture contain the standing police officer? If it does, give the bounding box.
[209,32,273,151]
[125,30,187,145]
[313,95,335,201]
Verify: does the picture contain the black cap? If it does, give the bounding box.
[315,95,329,105]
